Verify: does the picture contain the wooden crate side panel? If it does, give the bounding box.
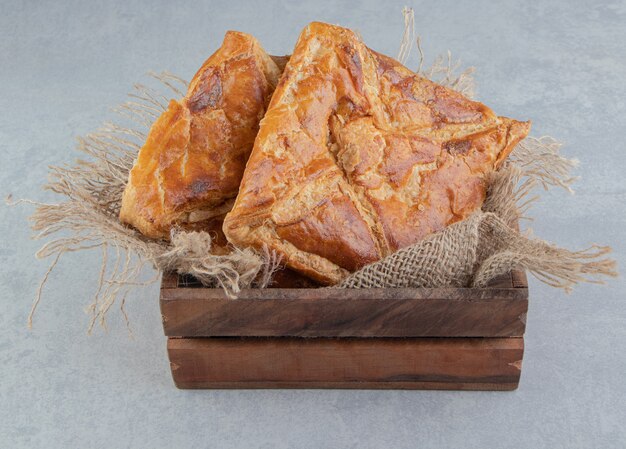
[168,337,524,390]
[161,292,528,337]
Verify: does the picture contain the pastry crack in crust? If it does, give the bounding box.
[326,113,390,257]
[224,22,530,284]
[119,31,283,241]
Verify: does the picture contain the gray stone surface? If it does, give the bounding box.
[1,0,625,447]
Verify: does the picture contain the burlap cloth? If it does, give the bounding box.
[17,8,616,331]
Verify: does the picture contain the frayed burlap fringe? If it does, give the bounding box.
[156,231,281,292]
[472,214,615,291]
[398,8,475,98]
[20,7,616,331]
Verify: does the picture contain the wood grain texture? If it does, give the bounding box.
[168,337,524,390]
[160,271,528,338]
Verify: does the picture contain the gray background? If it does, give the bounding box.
[1,0,625,448]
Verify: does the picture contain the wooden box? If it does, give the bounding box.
[160,270,528,390]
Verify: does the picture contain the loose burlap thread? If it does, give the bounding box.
[17,8,617,331]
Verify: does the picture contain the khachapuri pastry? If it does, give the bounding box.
[224,22,530,284]
[120,31,283,241]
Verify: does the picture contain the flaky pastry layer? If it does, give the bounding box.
[120,31,283,240]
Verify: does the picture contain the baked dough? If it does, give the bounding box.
[120,31,283,240]
[223,22,530,284]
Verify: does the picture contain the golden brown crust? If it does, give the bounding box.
[223,22,530,284]
[119,31,283,240]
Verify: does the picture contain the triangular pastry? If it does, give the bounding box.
[223,22,530,284]
[120,31,283,240]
